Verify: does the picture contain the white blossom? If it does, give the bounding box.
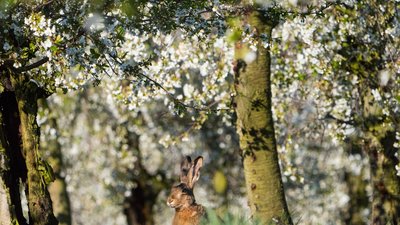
[371,89,382,102]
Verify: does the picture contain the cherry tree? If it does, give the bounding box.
[0,1,219,224]
[272,0,400,224]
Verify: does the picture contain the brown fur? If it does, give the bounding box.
[167,156,204,225]
[172,205,205,225]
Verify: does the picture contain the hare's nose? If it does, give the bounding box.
[167,198,172,204]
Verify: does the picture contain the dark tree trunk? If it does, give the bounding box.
[123,181,158,225]
[0,91,29,225]
[123,128,157,225]
[122,122,170,225]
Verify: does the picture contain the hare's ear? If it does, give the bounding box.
[180,156,192,184]
[188,156,203,188]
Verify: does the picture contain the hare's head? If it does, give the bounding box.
[167,156,203,209]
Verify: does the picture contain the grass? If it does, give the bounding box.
[201,209,263,225]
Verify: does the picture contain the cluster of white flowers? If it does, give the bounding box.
[24,13,55,37]
[110,27,233,120]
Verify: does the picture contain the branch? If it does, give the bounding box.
[225,1,346,20]
[33,0,56,12]
[134,72,230,113]
[15,57,49,73]
[322,113,355,126]
[283,1,340,18]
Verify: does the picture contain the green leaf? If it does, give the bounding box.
[29,42,36,52]
[90,48,100,58]
[227,29,242,43]
[54,35,63,44]
[50,45,58,53]
[395,95,400,103]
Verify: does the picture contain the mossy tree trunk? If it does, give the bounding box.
[10,73,58,225]
[338,65,400,224]
[47,178,70,225]
[233,7,292,225]
[340,31,400,224]
[367,140,400,225]
[357,86,400,224]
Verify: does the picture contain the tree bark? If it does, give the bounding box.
[358,88,400,225]
[10,74,58,225]
[334,1,400,222]
[367,135,400,225]
[233,8,292,225]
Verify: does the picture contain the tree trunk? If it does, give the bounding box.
[123,128,158,225]
[121,118,172,225]
[123,181,158,225]
[367,136,400,225]
[343,143,369,225]
[334,1,400,222]
[233,8,292,225]
[359,88,400,225]
[0,90,28,225]
[10,74,58,225]
[38,99,71,225]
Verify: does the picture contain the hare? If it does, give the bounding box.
[167,156,205,225]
